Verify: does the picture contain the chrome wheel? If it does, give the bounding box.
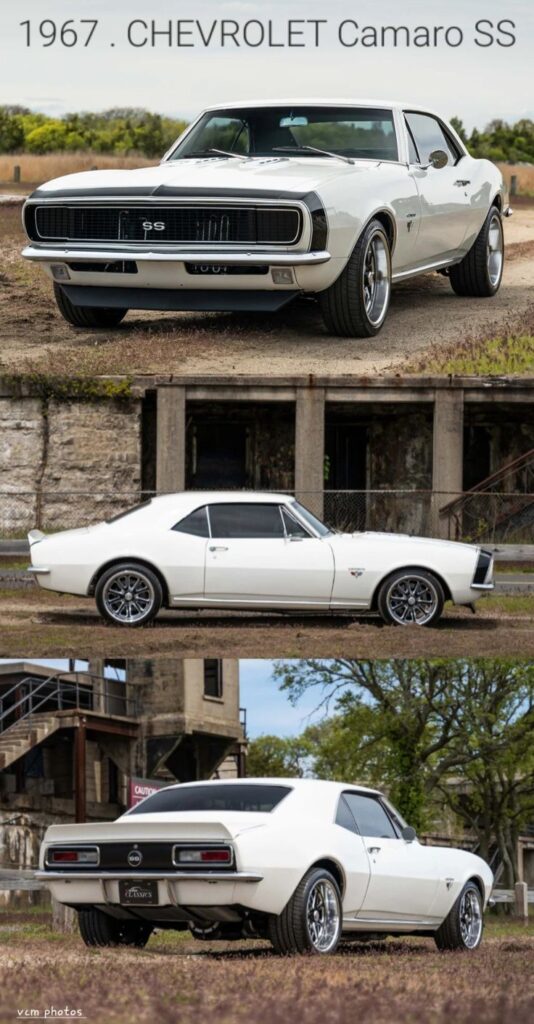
[102,570,155,624]
[305,878,340,953]
[487,211,503,288]
[386,574,439,625]
[459,888,482,949]
[362,232,390,326]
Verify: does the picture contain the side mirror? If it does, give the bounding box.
[401,825,417,842]
[428,149,448,170]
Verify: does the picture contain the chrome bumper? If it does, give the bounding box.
[36,870,262,883]
[22,245,331,267]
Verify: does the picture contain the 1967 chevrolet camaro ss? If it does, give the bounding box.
[37,778,493,955]
[22,100,508,337]
[27,491,494,627]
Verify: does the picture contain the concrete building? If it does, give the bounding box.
[0,659,246,900]
[2,375,533,543]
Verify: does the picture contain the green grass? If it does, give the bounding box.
[479,594,534,614]
[411,334,534,375]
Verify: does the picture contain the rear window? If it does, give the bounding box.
[128,784,292,814]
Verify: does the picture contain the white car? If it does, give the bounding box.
[27,491,494,627]
[22,100,508,338]
[37,777,493,955]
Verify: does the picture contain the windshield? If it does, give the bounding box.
[291,500,331,537]
[170,106,398,162]
[127,783,292,814]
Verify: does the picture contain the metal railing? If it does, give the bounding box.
[0,672,139,733]
[1,489,534,543]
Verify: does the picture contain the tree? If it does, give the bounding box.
[274,659,534,880]
[450,116,467,144]
[246,734,309,777]
[0,109,24,152]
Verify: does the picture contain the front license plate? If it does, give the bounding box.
[119,879,159,905]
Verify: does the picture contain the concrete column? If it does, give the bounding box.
[295,387,325,519]
[431,389,464,538]
[156,386,186,493]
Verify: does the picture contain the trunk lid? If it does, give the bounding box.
[44,812,269,845]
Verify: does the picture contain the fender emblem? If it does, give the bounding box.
[349,568,364,578]
[445,878,454,890]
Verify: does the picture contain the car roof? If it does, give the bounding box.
[201,98,438,116]
[157,777,381,797]
[149,491,294,509]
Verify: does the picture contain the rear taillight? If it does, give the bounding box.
[174,846,232,866]
[48,847,99,866]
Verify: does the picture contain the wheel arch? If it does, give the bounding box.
[306,857,346,897]
[491,193,503,211]
[362,208,397,255]
[88,557,170,605]
[370,564,452,610]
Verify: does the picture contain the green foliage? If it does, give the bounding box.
[0,106,188,157]
[246,734,309,777]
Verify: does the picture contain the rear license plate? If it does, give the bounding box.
[119,880,159,905]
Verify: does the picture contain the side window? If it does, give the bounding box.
[335,795,359,833]
[404,112,459,166]
[343,793,398,839]
[281,508,310,538]
[172,506,209,537]
[209,503,285,539]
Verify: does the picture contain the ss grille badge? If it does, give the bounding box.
[127,848,143,867]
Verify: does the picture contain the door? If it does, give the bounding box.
[343,792,440,921]
[404,111,472,263]
[204,502,335,604]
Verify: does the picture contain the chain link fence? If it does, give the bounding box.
[1,489,533,543]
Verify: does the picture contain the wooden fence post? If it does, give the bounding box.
[13,165,21,184]
[514,881,528,922]
[510,174,518,197]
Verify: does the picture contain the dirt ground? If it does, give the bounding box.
[0,202,533,378]
[0,586,532,658]
[0,914,532,1024]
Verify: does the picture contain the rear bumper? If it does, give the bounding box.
[36,870,262,883]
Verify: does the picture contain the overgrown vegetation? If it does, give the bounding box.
[450,116,534,165]
[0,106,187,157]
[410,333,534,376]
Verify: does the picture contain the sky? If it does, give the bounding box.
[0,658,323,737]
[2,1,533,131]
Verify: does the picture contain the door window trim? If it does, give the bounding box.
[207,501,287,540]
[403,110,463,167]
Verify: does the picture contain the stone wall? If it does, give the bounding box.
[0,395,142,536]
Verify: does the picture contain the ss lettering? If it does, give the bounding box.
[142,221,166,231]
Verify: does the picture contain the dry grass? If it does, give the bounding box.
[0,914,532,1024]
[497,163,534,196]
[0,151,152,188]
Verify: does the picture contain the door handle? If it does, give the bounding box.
[367,846,381,855]
[209,546,229,552]
[454,179,471,186]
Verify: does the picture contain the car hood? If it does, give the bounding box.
[31,156,378,199]
[329,531,478,554]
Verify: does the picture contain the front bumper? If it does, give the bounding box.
[22,245,331,267]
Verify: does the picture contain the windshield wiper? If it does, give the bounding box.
[209,148,246,160]
[273,145,354,165]
[179,150,246,160]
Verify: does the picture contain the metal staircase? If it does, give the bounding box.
[440,448,534,542]
[0,672,138,770]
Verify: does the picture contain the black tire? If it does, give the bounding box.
[377,568,445,627]
[319,218,391,337]
[54,283,128,328]
[267,867,342,955]
[434,881,484,951]
[95,562,163,628]
[78,908,152,948]
[449,207,504,297]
